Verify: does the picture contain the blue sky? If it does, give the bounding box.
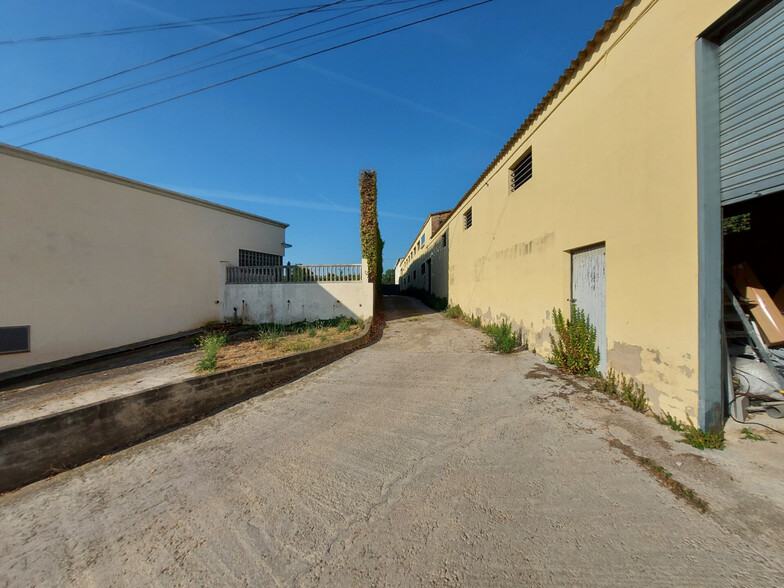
[1,0,620,269]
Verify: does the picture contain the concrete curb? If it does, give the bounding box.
[0,321,374,494]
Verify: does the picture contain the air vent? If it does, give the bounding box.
[511,151,533,191]
[0,326,31,354]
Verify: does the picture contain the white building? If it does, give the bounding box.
[0,143,288,377]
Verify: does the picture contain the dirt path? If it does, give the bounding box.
[0,296,782,586]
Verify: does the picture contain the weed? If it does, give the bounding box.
[257,323,285,348]
[357,317,365,330]
[196,332,228,372]
[468,315,482,328]
[597,368,620,398]
[597,368,649,413]
[549,306,600,376]
[319,334,328,342]
[609,438,709,513]
[483,321,516,354]
[337,316,353,332]
[654,411,684,432]
[619,374,649,413]
[678,416,725,450]
[307,327,317,338]
[741,427,765,441]
[445,305,464,319]
[286,340,311,352]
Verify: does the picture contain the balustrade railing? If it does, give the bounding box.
[226,264,364,284]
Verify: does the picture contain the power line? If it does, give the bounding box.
[0,0,351,116]
[3,0,442,129]
[19,0,494,147]
[0,1,409,45]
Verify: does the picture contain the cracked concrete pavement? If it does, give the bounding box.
[1,296,783,586]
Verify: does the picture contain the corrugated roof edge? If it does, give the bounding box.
[444,0,636,221]
[0,142,289,229]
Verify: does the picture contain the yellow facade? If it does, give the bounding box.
[399,0,740,421]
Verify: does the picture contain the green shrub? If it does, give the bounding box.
[307,327,317,338]
[337,316,353,332]
[597,368,649,413]
[483,321,517,353]
[620,375,649,413]
[679,417,725,450]
[654,411,684,432]
[196,332,228,372]
[598,367,620,398]
[549,306,600,376]
[445,304,464,319]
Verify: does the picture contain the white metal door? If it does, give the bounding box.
[571,245,607,374]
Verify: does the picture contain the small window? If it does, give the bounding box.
[420,233,425,246]
[441,231,447,247]
[413,270,417,279]
[511,150,533,191]
[239,249,282,266]
[421,263,425,274]
[463,208,473,230]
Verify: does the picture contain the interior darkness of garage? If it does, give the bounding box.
[723,192,783,295]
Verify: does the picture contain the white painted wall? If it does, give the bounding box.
[223,282,374,325]
[0,144,287,374]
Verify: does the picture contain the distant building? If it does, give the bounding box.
[397,0,784,430]
[397,210,452,293]
[0,143,288,377]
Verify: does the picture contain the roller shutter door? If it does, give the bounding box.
[718,0,784,204]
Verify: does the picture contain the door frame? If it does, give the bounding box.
[696,0,780,431]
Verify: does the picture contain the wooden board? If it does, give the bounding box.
[731,263,784,348]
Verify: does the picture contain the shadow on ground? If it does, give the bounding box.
[381,295,438,321]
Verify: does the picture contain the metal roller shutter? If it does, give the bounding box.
[719,0,784,204]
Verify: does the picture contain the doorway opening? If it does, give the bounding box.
[722,192,784,420]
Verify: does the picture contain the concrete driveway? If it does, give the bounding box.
[1,296,782,586]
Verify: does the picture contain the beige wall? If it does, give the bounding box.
[223,281,374,325]
[399,0,738,420]
[0,145,286,374]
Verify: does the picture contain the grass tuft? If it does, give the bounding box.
[482,320,517,353]
[444,304,464,319]
[741,427,765,441]
[597,368,649,413]
[678,416,725,450]
[654,411,684,432]
[196,332,228,372]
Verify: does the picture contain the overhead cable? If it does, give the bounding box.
[3,0,442,129]
[19,0,494,147]
[0,0,351,116]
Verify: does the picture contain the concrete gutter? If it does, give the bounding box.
[0,321,374,493]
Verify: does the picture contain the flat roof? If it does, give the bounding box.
[0,143,289,229]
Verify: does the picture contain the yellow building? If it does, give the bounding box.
[399,0,784,430]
